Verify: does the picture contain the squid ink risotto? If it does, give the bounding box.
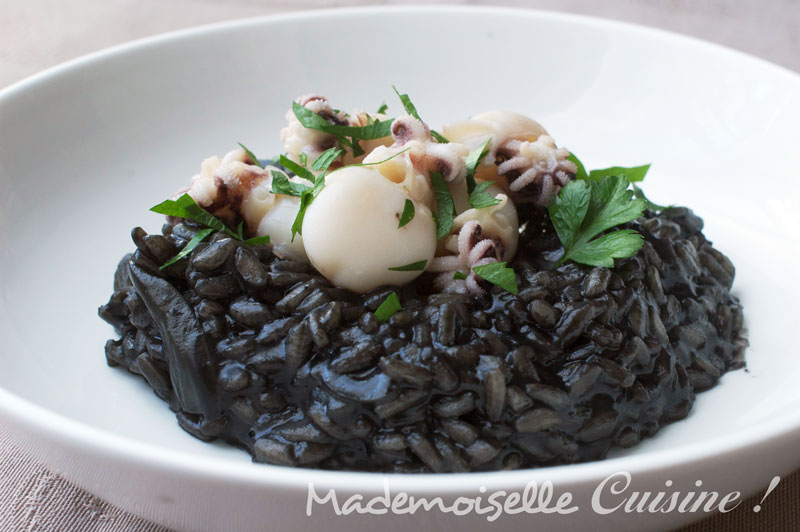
[99,89,747,472]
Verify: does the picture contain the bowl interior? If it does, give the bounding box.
[1,7,800,481]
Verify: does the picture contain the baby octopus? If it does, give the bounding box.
[443,110,577,206]
[178,147,309,261]
[280,94,392,168]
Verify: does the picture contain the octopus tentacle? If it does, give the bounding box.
[497,135,577,205]
[434,220,504,295]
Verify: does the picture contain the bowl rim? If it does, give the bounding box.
[2,4,800,493]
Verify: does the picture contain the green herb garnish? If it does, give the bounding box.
[243,235,271,246]
[279,154,317,184]
[338,147,410,170]
[270,170,310,197]
[473,262,518,294]
[376,102,388,115]
[463,139,501,209]
[388,260,427,272]
[549,175,646,268]
[567,152,588,181]
[292,101,393,157]
[391,86,449,143]
[312,147,342,172]
[290,178,324,241]
[430,171,455,240]
[299,152,308,168]
[588,163,651,183]
[151,194,239,239]
[159,228,214,270]
[153,194,271,269]
[375,292,402,323]
[287,148,342,241]
[398,199,415,228]
[237,142,264,169]
[468,181,502,210]
[464,138,491,194]
[453,271,468,280]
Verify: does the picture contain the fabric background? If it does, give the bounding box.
[1,1,798,530]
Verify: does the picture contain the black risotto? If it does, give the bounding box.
[99,205,746,472]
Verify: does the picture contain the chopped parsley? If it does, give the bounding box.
[290,178,325,241]
[473,262,518,294]
[374,292,402,323]
[270,170,310,197]
[468,181,502,210]
[287,148,343,241]
[376,102,388,115]
[430,171,456,240]
[567,152,588,181]
[398,199,415,228]
[461,139,500,209]
[453,271,468,280]
[464,138,491,194]
[588,163,651,183]
[242,235,271,246]
[311,147,342,172]
[151,193,239,239]
[151,193,270,268]
[388,260,427,272]
[159,228,213,270]
[279,154,317,184]
[291,101,393,157]
[391,86,449,143]
[237,142,263,169]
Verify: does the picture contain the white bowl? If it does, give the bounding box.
[1,6,800,532]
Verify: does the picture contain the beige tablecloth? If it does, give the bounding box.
[1,1,799,530]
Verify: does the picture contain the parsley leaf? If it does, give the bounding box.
[270,170,310,197]
[633,183,672,212]
[473,262,518,294]
[243,235,271,246]
[567,229,643,267]
[430,171,455,240]
[151,194,238,239]
[290,177,325,241]
[299,152,308,168]
[392,85,419,119]
[388,260,427,272]
[374,292,402,323]
[398,199,415,228]
[337,147,411,171]
[469,181,502,209]
[391,85,449,143]
[159,228,214,270]
[549,176,646,268]
[376,102,388,115]
[152,194,272,268]
[285,148,342,240]
[453,271,468,280]
[291,102,393,157]
[237,142,264,169]
[588,163,651,183]
[568,152,588,181]
[464,138,492,194]
[312,147,342,172]
[279,154,316,184]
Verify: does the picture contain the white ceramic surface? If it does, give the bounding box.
[1,6,800,532]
